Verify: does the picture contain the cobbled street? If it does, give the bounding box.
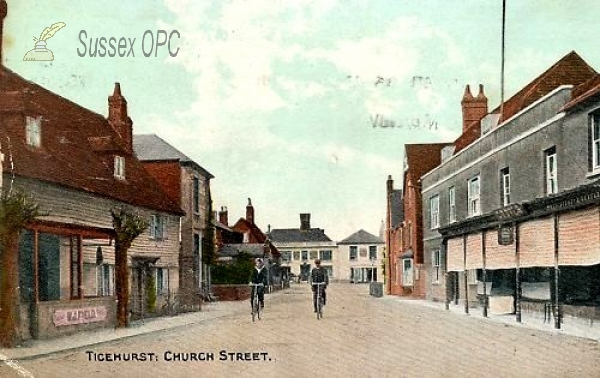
[3,282,599,378]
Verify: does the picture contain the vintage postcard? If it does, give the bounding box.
[1,1,599,377]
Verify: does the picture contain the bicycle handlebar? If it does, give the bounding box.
[248,283,265,286]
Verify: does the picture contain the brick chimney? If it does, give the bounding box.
[300,213,311,230]
[246,198,254,224]
[218,206,228,226]
[108,83,133,154]
[461,84,488,132]
[0,1,7,65]
[387,175,394,196]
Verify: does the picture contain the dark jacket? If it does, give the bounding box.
[310,266,329,291]
[250,266,268,287]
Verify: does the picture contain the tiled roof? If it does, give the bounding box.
[218,243,265,258]
[232,218,268,244]
[133,134,213,178]
[268,228,332,243]
[405,143,451,180]
[494,51,596,122]
[561,74,600,112]
[338,229,384,244]
[0,66,183,215]
[454,51,597,154]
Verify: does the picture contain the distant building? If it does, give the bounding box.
[133,134,214,311]
[338,229,385,283]
[385,177,403,294]
[269,214,337,281]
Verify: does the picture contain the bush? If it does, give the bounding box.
[212,252,255,284]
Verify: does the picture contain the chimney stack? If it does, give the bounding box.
[108,83,134,153]
[461,84,488,132]
[300,213,311,230]
[246,198,255,224]
[218,206,228,226]
[387,175,394,196]
[0,1,7,65]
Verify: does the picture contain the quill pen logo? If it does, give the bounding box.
[23,22,66,61]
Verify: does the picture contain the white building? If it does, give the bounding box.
[337,230,385,283]
[269,214,338,281]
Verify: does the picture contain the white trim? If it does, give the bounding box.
[422,85,573,185]
[422,112,566,193]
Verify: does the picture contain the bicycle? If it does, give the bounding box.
[313,282,326,319]
[249,283,264,322]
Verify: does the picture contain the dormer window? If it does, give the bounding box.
[114,155,125,180]
[26,116,41,147]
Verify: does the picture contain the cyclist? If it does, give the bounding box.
[250,258,268,309]
[310,259,329,312]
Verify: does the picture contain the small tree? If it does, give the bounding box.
[0,191,38,347]
[111,207,148,328]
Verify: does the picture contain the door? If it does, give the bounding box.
[402,258,414,287]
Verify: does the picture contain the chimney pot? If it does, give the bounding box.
[246,198,255,224]
[300,213,311,230]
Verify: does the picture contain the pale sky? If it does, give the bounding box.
[4,1,600,241]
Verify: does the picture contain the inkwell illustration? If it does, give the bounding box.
[23,22,66,61]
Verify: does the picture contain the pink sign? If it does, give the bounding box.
[53,306,107,326]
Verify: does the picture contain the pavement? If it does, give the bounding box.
[1,287,599,363]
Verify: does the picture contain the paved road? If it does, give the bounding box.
[5,283,600,377]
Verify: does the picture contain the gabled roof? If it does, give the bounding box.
[338,229,384,245]
[0,66,183,215]
[454,51,597,154]
[268,228,332,243]
[133,134,213,178]
[495,51,596,122]
[404,143,451,181]
[232,218,268,244]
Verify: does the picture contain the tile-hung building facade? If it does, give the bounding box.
[269,214,337,281]
[133,134,214,311]
[337,230,384,283]
[0,71,183,339]
[421,51,600,328]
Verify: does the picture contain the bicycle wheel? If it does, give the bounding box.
[251,297,257,322]
[256,298,261,320]
[316,295,322,319]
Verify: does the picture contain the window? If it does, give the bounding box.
[193,177,200,213]
[293,251,300,261]
[114,155,125,180]
[319,250,332,261]
[430,194,439,229]
[432,250,441,283]
[301,250,308,261]
[281,251,292,263]
[194,233,201,288]
[545,147,557,195]
[369,246,377,260]
[448,186,456,223]
[310,250,318,260]
[156,268,167,295]
[349,246,357,260]
[26,116,41,147]
[150,215,165,240]
[407,222,412,247]
[468,175,481,217]
[592,112,600,171]
[243,231,249,243]
[98,264,114,296]
[501,167,510,207]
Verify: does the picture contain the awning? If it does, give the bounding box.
[465,233,483,270]
[519,217,555,268]
[401,249,414,259]
[558,207,600,266]
[447,237,464,272]
[485,229,516,270]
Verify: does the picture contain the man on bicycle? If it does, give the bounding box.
[310,259,328,312]
[250,258,268,308]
